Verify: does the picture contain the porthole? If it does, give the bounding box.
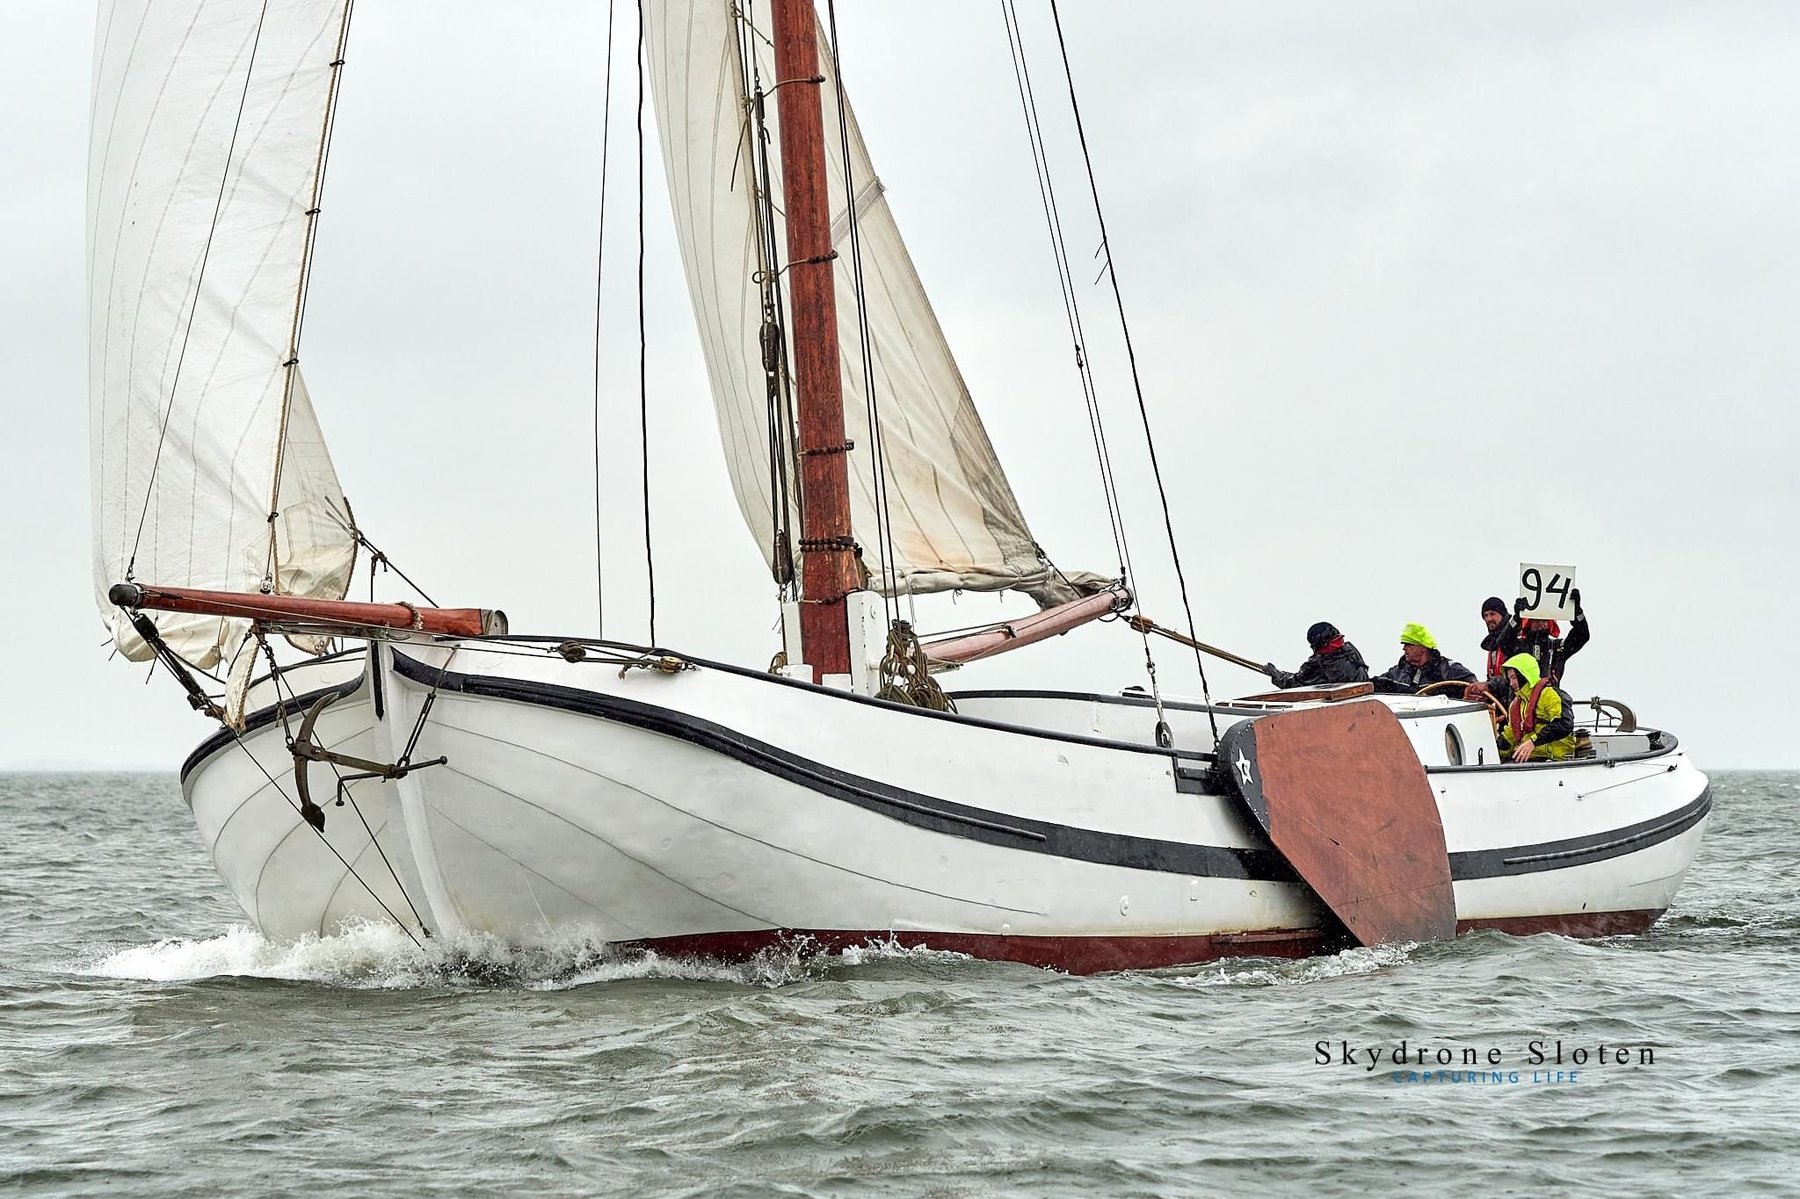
[1444,724,1466,766]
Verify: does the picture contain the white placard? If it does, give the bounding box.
[1517,563,1578,621]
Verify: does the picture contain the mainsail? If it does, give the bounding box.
[88,0,357,671]
[645,1,1102,607]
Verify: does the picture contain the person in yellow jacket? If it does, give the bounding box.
[1495,652,1580,762]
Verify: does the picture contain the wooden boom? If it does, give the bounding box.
[924,589,1127,666]
[107,583,506,638]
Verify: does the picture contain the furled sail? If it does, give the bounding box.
[88,0,358,670]
[645,1,1104,607]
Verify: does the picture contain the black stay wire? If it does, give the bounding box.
[739,3,800,601]
[999,2,1133,595]
[264,0,356,596]
[289,0,356,356]
[356,529,439,606]
[1046,0,1219,742]
[255,633,430,939]
[637,0,657,644]
[592,0,619,637]
[823,0,900,625]
[222,639,425,948]
[1002,1,1170,741]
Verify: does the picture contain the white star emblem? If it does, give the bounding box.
[1235,748,1254,787]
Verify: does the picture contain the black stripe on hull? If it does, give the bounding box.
[385,652,1707,885]
[387,651,1295,883]
[1446,789,1712,877]
[179,675,364,784]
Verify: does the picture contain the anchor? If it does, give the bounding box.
[289,691,446,832]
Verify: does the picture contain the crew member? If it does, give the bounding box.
[1469,596,1529,703]
[1495,652,1579,762]
[1372,624,1477,695]
[1468,591,1592,704]
[1265,622,1370,689]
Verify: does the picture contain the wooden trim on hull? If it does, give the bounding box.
[625,909,1666,975]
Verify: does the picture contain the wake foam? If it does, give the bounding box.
[1164,941,1418,988]
[80,923,966,990]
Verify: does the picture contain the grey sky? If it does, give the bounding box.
[2,1,1796,769]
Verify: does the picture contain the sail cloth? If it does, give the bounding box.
[88,0,358,670]
[644,1,1104,607]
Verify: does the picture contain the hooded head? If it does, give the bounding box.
[1306,622,1340,652]
[1503,652,1541,690]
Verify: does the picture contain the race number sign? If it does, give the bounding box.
[1517,563,1577,621]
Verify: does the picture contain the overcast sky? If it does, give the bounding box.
[3,1,1796,770]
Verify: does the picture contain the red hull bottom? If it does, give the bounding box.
[623,910,1663,975]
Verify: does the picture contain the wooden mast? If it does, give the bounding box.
[770,0,857,682]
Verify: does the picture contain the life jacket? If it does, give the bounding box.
[1508,678,1552,742]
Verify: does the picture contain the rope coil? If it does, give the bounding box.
[877,620,954,712]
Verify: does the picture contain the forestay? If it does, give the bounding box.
[88,0,357,672]
[645,0,1103,607]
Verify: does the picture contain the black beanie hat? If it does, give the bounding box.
[1306,621,1339,651]
[1481,596,1507,617]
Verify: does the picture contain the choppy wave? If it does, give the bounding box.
[6,770,1797,1198]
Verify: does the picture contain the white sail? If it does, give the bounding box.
[88,0,357,670]
[645,2,1103,607]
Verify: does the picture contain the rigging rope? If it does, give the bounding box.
[263,0,357,595]
[637,0,657,644]
[226,721,426,948]
[355,529,439,607]
[1046,0,1220,746]
[877,621,955,712]
[1000,1,1131,588]
[592,0,619,637]
[254,630,430,937]
[228,631,427,946]
[289,0,356,355]
[823,0,900,626]
[1002,2,1177,746]
[740,0,801,598]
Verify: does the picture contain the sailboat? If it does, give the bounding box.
[89,0,1710,973]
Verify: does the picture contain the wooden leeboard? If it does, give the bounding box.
[1219,701,1455,946]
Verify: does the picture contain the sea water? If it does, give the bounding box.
[1,771,1795,1196]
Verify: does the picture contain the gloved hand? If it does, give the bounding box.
[1571,587,1583,616]
[1513,596,1527,615]
[1264,664,1292,688]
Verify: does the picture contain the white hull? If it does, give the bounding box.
[182,640,1710,971]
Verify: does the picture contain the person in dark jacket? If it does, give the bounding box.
[1371,623,1477,695]
[1477,596,1521,683]
[1265,622,1370,689]
[1469,591,1592,703]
